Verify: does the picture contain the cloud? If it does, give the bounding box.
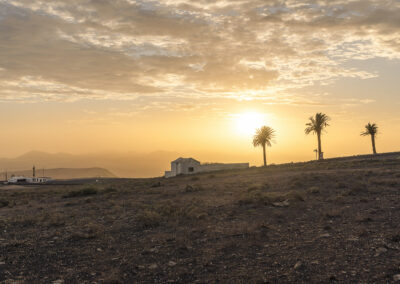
[0,0,398,105]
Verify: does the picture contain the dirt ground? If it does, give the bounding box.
[0,155,400,283]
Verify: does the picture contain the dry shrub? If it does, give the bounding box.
[345,182,367,196]
[0,199,9,208]
[136,209,162,228]
[325,209,342,219]
[42,213,66,227]
[63,187,98,198]
[183,184,203,193]
[239,189,305,206]
[136,199,206,228]
[70,220,105,240]
[307,186,320,194]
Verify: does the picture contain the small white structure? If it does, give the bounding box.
[7,176,52,184]
[165,158,201,178]
[6,167,52,184]
[165,157,249,178]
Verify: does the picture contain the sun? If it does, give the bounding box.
[234,112,266,136]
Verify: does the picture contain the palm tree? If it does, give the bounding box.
[305,113,330,160]
[253,126,275,166]
[361,123,378,154]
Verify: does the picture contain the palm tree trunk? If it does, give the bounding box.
[371,134,377,154]
[262,144,267,166]
[317,132,323,160]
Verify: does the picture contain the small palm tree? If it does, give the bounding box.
[361,123,378,154]
[305,113,330,160]
[253,126,275,166]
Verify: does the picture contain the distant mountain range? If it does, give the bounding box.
[0,151,180,178]
[2,167,116,180]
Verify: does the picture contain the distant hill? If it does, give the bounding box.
[0,151,180,178]
[1,167,116,180]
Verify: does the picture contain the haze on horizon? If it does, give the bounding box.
[0,0,399,173]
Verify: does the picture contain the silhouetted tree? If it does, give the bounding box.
[305,113,330,160]
[253,126,275,166]
[361,122,378,155]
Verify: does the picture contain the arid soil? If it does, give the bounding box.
[1,155,400,283]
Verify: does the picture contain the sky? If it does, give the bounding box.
[0,0,399,168]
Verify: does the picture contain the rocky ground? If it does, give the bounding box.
[0,155,400,283]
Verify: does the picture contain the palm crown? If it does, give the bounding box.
[305,113,330,135]
[253,126,275,147]
[361,123,378,137]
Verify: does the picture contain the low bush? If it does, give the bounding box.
[307,186,320,194]
[0,199,9,208]
[63,187,98,198]
[239,189,305,206]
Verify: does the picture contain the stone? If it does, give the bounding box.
[375,247,387,256]
[347,236,359,241]
[149,263,158,269]
[319,233,330,238]
[294,261,303,270]
[311,260,319,265]
[272,200,290,207]
[393,274,400,281]
[168,261,177,267]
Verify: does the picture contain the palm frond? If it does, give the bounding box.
[361,122,378,136]
[305,113,331,135]
[253,126,275,148]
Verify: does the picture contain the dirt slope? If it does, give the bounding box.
[0,156,399,283]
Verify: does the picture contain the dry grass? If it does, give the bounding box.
[0,155,399,283]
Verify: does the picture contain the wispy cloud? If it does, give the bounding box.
[0,0,398,105]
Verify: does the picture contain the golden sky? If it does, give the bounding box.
[0,0,399,169]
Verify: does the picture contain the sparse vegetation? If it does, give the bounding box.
[0,155,399,283]
[0,199,9,208]
[62,187,98,198]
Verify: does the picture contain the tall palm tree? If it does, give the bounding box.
[305,113,330,160]
[361,123,378,154]
[253,126,275,166]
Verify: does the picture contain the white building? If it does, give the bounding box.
[5,166,52,184]
[165,157,249,178]
[7,176,52,184]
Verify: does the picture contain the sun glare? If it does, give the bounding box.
[234,112,266,136]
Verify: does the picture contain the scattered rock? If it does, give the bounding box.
[149,263,158,269]
[294,261,303,270]
[0,261,5,265]
[374,247,387,256]
[272,200,290,207]
[52,280,64,284]
[311,260,319,265]
[319,233,331,238]
[168,261,177,267]
[347,236,359,241]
